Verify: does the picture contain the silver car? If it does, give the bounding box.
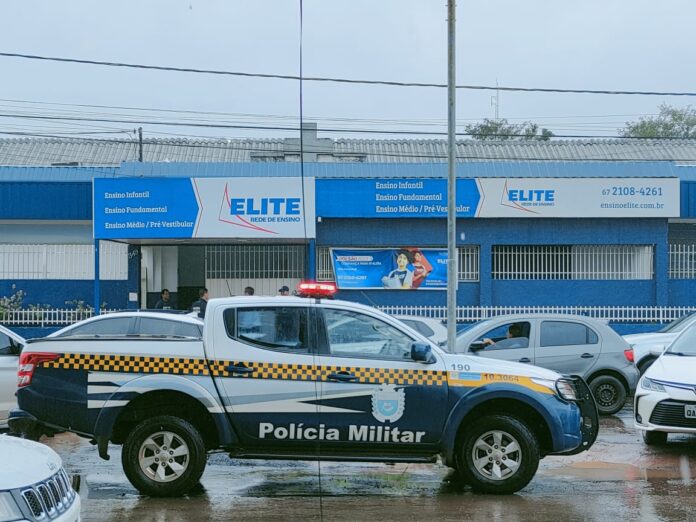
[454,314,639,415]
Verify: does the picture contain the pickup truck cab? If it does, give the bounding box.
[10,284,598,496]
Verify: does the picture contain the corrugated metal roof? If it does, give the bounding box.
[3,136,696,166]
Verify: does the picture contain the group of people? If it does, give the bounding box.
[152,284,293,317]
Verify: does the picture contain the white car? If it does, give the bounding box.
[0,435,80,521]
[624,312,696,374]
[393,316,448,346]
[634,325,696,445]
[0,325,25,428]
[48,311,203,339]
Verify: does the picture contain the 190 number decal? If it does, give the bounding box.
[449,363,471,371]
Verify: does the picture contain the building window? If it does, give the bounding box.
[316,246,479,283]
[669,243,696,279]
[458,246,480,282]
[0,243,127,280]
[492,245,654,280]
[205,245,305,279]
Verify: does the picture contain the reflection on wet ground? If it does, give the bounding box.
[43,406,696,521]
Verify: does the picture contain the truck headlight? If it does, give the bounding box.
[0,492,23,522]
[641,377,666,392]
[555,379,578,401]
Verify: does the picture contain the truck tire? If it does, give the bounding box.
[457,414,540,494]
[122,415,207,497]
[589,375,626,415]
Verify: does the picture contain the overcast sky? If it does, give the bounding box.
[0,0,694,140]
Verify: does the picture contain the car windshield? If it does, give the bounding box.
[456,320,492,338]
[658,312,696,333]
[666,326,696,356]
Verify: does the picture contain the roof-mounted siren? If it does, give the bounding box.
[297,281,337,299]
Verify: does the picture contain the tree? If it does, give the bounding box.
[464,118,553,141]
[620,104,696,138]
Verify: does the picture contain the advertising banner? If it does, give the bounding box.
[316,177,679,219]
[331,248,448,290]
[93,177,315,239]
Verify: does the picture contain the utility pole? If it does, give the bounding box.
[138,127,143,162]
[447,0,458,350]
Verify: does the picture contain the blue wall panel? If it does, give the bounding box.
[0,182,92,220]
[668,279,696,306]
[491,280,656,306]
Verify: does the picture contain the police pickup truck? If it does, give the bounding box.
[10,283,598,496]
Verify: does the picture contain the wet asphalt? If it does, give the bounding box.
[39,407,696,521]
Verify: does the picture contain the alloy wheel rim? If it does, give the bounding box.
[138,431,190,483]
[471,430,522,481]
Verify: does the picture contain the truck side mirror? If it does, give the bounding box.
[469,341,486,353]
[411,343,435,364]
[9,341,22,356]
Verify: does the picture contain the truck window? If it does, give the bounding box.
[323,309,413,360]
[225,307,309,353]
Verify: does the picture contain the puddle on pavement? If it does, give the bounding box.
[549,459,696,483]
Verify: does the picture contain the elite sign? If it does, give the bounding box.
[93,177,316,239]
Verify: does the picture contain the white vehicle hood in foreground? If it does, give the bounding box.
[441,353,562,381]
[645,354,696,385]
[0,435,62,489]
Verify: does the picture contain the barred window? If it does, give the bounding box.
[316,246,479,283]
[0,243,127,280]
[669,244,696,279]
[205,245,305,279]
[492,245,654,280]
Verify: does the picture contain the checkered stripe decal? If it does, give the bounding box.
[43,354,446,385]
[44,353,210,376]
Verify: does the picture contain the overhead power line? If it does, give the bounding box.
[2,51,696,97]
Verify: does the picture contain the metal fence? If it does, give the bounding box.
[378,305,696,323]
[492,244,654,280]
[4,305,696,327]
[205,245,305,279]
[669,243,696,279]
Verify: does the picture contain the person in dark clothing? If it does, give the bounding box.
[190,288,209,318]
[154,289,171,309]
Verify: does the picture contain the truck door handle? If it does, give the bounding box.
[327,372,358,382]
[227,363,255,374]
[518,357,531,363]
[581,353,595,359]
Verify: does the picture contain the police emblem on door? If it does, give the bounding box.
[372,384,405,423]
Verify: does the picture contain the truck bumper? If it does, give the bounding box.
[8,408,53,439]
[554,376,599,455]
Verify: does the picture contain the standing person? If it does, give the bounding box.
[278,285,290,296]
[190,288,209,318]
[154,289,172,309]
[244,286,255,296]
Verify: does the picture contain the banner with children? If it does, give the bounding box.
[331,248,448,290]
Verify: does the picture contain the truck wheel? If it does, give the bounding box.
[457,414,540,494]
[122,415,207,497]
[589,375,626,415]
[643,431,668,446]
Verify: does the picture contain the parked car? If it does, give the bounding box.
[0,325,25,429]
[393,316,447,346]
[624,312,696,375]
[48,310,203,339]
[634,325,696,445]
[0,434,80,521]
[454,314,639,415]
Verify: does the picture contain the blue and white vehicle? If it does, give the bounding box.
[10,284,598,496]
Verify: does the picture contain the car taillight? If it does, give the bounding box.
[624,348,635,363]
[18,352,61,388]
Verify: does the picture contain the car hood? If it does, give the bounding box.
[624,332,677,345]
[0,435,62,489]
[646,354,696,385]
[441,353,562,381]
